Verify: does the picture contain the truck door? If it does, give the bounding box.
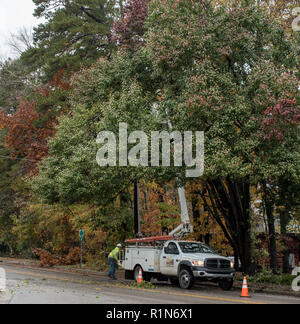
[160,242,181,276]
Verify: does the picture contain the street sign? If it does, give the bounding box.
[79,229,84,241]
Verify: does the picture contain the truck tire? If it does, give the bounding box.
[219,278,233,291]
[179,269,194,289]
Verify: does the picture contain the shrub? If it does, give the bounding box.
[247,268,296,286]
[32,247,85,267]
[32,248,61,267]
[64,247,82,265]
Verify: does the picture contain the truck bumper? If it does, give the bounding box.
[192,270,235,279]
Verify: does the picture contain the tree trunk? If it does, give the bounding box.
[238,226,256,275]
[265,201,279,274]
[280,210,290,235]
[280,210,290,273]
[143,187,149,212]
[201,178,256,275]
[234,249,240,271]
[191,197,201,241]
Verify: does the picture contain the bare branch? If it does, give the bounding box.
[6,27,34,57]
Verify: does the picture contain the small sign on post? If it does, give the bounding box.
[79,230,84,268]
[79,229,85,242]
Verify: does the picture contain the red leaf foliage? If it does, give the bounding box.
[261,99,300,141]
[0,98,56,174]
[0,70,72,174]
[112,0,150,50]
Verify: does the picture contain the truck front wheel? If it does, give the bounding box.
[179,269,194,289]
[219,278,233,291]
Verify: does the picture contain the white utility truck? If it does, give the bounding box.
[120,188,236,290]
[121,237,235,290]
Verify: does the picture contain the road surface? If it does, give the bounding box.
[0,262,299,304]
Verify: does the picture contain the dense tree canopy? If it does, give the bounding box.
[30,0,299,273]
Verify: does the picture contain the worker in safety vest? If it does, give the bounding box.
[108,244,122,280]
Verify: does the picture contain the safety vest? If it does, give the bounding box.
[108,247,120,261]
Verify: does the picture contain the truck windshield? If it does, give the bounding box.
[179,242,215,254]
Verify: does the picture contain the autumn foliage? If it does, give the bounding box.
[0,98,55,173]
[113,0,150,50]
[0,69,72,173]
[32,247,83,268]
[140,183,181,236]
[261,99,300,141]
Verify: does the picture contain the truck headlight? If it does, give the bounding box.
[192,260,205,267]
[230,261,235,269]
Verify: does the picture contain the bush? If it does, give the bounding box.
[64,247,82,265]
[32,247,85,267]
[32,249,61,267]
[247,268,296,286]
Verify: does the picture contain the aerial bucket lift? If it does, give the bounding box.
[131,182,193,245]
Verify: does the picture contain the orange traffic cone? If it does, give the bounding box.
[137,268,143,285]
[241,276,250,297]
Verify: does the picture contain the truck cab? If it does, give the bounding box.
[160,240,235,289]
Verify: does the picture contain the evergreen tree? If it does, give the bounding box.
[22,0,122,81]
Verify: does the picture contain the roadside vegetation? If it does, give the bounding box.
[236,269,297,287]
[0,0,299,280]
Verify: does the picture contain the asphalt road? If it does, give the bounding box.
[0,262,299,304]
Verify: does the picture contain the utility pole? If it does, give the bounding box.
[134,179,141,236]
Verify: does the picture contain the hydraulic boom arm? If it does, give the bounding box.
[169,187,193,237]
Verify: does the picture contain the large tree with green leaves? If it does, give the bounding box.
[31,52,159,205]
[33,0,299,274]
[140,0,298,273]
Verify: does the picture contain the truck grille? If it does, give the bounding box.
[206,259,230,269]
